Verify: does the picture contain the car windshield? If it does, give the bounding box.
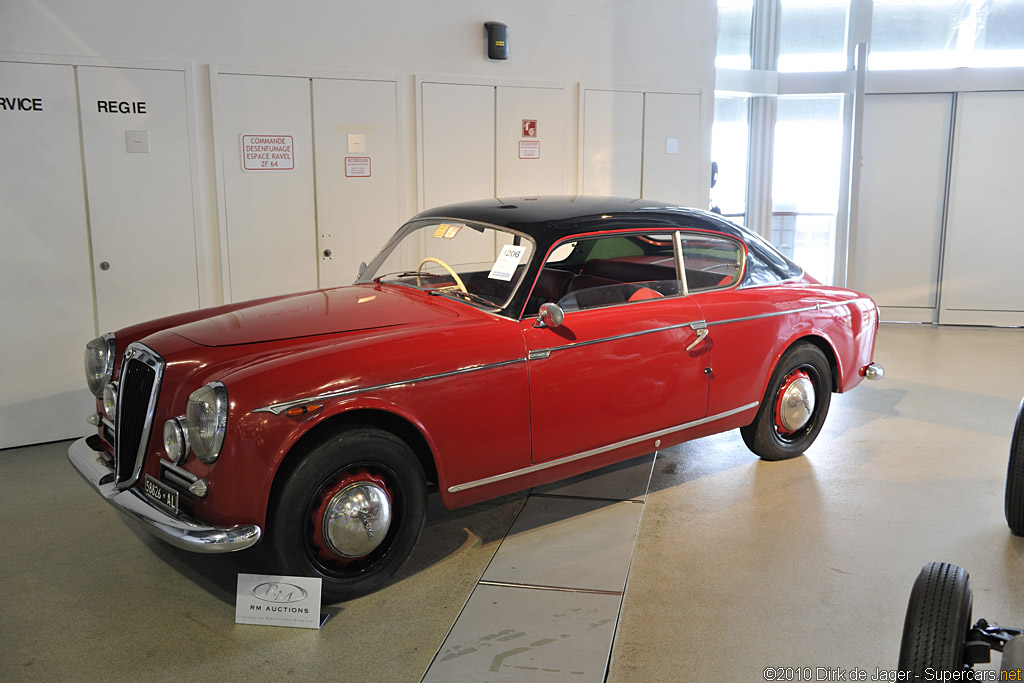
[358,219,535,310]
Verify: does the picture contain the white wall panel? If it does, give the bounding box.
[940,91,1024,326]
[853,93,952,321]
[420,82,496,266]
[421,82,494,208]
[642,92,703,205]
[78,66,199,332]
[581,89,643,197]
[313,78,401,288]
[0,61,94,448]
[495,86,567,197]
[215,73,316,302]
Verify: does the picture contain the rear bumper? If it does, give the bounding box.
[67,435,261,553]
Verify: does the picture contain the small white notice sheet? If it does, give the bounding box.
[235,573,325,629]
[488,244,526,281]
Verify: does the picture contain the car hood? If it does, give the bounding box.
[171,285,459,347]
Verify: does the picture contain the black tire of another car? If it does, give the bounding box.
[265,426,427,603]
[897,562,973,674]
[740,343,832,461]
[1006,397,1024,535]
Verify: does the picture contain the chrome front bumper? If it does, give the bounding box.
[67,436,261,553]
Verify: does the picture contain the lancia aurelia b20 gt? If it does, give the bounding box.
[69,196,884,602]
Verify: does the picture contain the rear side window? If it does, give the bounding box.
[679,233,744,291]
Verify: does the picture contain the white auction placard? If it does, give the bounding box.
[235,573,324,629]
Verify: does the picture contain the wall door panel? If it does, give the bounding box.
[495,86,566,197]
[78,66,199,331]
[421,82,496,266]
[313,78,401,288]
[0,61,94,447]
[216,73,316,302]
[581,89,643,197]
[642,92,703,206]
[940,91,1024,326]
[853,93,952,323]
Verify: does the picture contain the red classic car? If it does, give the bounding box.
[69,196,884,601]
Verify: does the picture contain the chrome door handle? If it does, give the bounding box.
[686,327,708,351]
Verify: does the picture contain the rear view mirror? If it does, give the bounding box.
[534,302,564,329]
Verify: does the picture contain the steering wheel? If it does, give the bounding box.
[416,257,468,293]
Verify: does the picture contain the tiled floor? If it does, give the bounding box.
[423,455,654,681]
[3,324,1024,682]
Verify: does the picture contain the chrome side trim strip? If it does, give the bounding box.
[254,358,526,415]
[706,297,872,327]
[529,319,705,359]
[706,305,819,327]
[447,401,759,494]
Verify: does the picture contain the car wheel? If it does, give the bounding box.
[265,426,427,603]
[1006,397,1024,535]
[898,562,973,674]
[740,343,832,461]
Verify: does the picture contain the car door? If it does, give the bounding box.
[521,232,712,464]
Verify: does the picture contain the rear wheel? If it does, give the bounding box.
[741,343,832,461]
[265,426,427,603]
[1006,397,1024,535]
[898,562,973,674]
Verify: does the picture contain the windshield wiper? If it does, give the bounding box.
[372,271,422,284]
[428,288,499,309]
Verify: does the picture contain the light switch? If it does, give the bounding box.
[347,133,367,154]
[665,137,679,154]
[125,130,150,154]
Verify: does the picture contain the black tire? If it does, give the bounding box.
[897,562,973,675]
[1006,397,1024,535]
[264,426,427,603]
[740,343,832,461]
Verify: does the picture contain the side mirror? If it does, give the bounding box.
[534,302,564,329]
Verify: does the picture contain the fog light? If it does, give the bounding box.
[163,417,189,464]
[102,382,118,422]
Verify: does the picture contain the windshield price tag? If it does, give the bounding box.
[488,245,526,281]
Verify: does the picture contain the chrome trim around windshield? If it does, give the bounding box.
[447,401,759,494]
[253,359,526,415]
[528,319,706,360]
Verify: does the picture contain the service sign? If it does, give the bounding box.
[241,135,295,171]
[235,573,324,629]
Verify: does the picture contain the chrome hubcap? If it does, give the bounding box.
[778,373,815,433]
[322,481,392,558]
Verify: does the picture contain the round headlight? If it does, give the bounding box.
[102,381,118,422]
[85,334,116,397]
[163,417,189,464]
[186,382,228,464]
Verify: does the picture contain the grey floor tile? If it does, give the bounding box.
[481,495,644,592]
[532,452,656,501]
[423,584,622,682]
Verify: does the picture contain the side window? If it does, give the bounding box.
[528,233,684,314]
[679,233,744,292]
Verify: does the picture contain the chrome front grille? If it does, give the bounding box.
[114,344,165,487]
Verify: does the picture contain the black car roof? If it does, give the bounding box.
[412,195,752,245]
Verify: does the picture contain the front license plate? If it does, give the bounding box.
[144,475,179,514]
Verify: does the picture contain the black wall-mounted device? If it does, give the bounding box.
[485,22,508,60]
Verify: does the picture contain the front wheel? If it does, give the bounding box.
[741,343,832,461]
[898,562,973,674]
[1006,397,1024,535]
[265,426,427,603]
